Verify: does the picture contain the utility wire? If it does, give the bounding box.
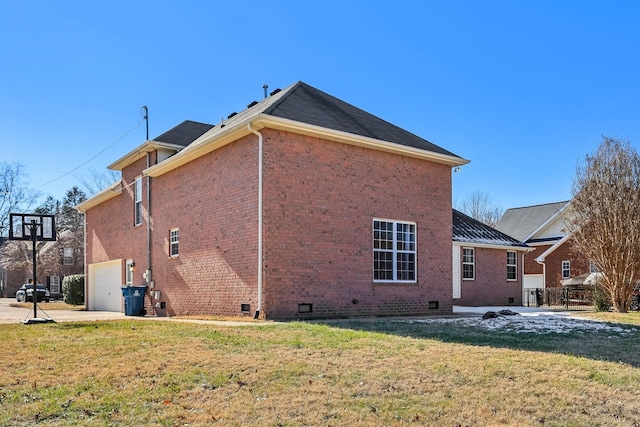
[35,119,144,189]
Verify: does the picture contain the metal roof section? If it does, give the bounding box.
[453,209,530,249]
[495,201,570,242]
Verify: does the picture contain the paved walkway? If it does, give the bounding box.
[0,298,578,325]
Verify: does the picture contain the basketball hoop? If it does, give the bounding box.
[8,213,57,324]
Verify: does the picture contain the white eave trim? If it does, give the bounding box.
[108,140,186,171]
[523,202,571,242]
[145,113,469,178]
[75,180,123,212]
[535,234,571,264]
[452,241,532,252]
[253,115,471,167]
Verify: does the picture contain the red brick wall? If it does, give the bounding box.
[85,129,456,319]
[85,156,152,309]
[523,245,550,275]
[150,136,259,316]
[261,129,453,319]
[544,239,589,288]
[455,246,522,306]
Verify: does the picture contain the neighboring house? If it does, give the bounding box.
[77,81,469,320]
[0,231,83,298]
[452,209,530,306]
[495,201,590,290]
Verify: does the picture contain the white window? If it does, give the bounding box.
[63,247,73,265]
[589,260,599,273]
[50,276,60,294]
[170,229,179,256]
[134,177,143,225]
[125,259,134,286]
[507,251,517,281]
[562,261,571,279]
[462,248,475,280]
[373,219,416,282]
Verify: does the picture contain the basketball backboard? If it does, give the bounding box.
[8,213,56,241]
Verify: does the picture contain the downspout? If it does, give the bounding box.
[535,256,546,289]
[83,210,87,309]
[247,123,263,319]
[146,153,152,292]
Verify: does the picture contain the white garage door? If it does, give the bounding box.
[88,259,122,312]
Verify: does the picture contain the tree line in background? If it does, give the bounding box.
[0,163,117,297]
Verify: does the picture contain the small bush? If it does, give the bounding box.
[593,283,611,311]
[63,274,84,305]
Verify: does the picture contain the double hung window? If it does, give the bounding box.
[134,177,142,226]
[562,261,571,279]
[507,251,517,281]
[373,219,416,282]
[170,229,179,256]
[462,248,475,280]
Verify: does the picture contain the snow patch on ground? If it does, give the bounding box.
[400,306,639,335]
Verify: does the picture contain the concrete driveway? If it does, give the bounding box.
[0,298,126,324]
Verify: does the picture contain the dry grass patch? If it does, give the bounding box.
[1,319,640,426]
[575,310,640,326]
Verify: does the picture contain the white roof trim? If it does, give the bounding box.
[75,180,123,212]
[108,140,186,171]
[534,234,571,264]
[145,113,469,178]
[523,202,571,242]
[452,241,532,252]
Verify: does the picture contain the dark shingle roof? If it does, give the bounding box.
[153,120,214,147]
[262,82,460,157]
[453,209,528,248]
[494,201,569,242]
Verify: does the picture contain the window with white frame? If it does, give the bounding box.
[507,251,517,281]
[49,276,60,294]
[125,259,134,286]
[562,260,571,279]
[134,177,142,225]
[462,248,475,280]
[170,229,179,256]
[63,247,73,265]
[373,219,416,282]
[589,260,599,273]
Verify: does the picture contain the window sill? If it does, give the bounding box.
[373,281,418,285]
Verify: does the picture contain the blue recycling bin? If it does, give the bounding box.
[121,286,147,316]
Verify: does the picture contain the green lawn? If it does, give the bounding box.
[2,313,640,426]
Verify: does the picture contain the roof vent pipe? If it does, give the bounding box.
[263,84,268,99]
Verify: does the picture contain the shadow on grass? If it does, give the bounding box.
[321,317,640,367]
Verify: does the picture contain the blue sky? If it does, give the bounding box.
[2,1,639,211]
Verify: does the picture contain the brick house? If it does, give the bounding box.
[77,81,469,320]
[452,209,530,306]
[495,201,590,291]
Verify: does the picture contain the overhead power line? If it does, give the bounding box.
[35,119,144,189]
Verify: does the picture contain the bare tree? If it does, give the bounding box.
[455,190,504,227]
[566,137,640,312]
[0,162,38,236]
[77,169,119,196]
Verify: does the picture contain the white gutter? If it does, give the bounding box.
[247,123,263,318]
[452,241,532,252]
[534,234,571,289]
[534,234,571,264]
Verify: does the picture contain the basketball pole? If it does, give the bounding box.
[27,220,38,319]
